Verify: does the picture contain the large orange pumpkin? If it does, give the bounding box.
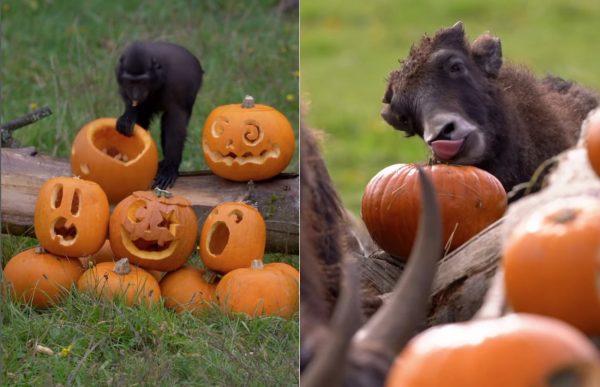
[77,258,160,306]
[160,266,217,314]
[70,117,159,203]
[386,314,600,387]
[200,202,266,273]
[202,96,295,181]
[34,176,109,257]
[362,163,506,258]
[503,197,600,335]
[109,190,198,272]
[585,111,600,177]
[3,247,84,308]
[215,260,298,318]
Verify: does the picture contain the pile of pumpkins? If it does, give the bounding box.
[3,96,299,319]
[362,114,600,385]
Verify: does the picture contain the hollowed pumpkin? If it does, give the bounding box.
[202,96,295,181]
[34,176,109,257]
[200,202,266,273]
[3,247,84,308]
[70,117,159,203]
[386,314,600,387]
[109,191,198,272]
[503,197,600,335]
[160,266,217,314]
[77,258,160,306]
[215,260,298,318]
[362,163,506,258]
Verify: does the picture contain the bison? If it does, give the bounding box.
[381,22,598,194]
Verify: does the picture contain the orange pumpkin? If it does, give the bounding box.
[77,258,160,306]
[386,314,600,387]
[264,262,299,284]
[362,163,506,258]
[202,96,295,181]
[200,202,266,273]
[70,117,159,203]
[585,111,600,177]
[3,247,84,308]
[503,198,600,335]
[34,176,109,257]
[160,266,217,314]
[109,190,198,272]
[215,259,298,318]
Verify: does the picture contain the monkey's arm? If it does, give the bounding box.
[152,108,189,189]
[116,101,138,136]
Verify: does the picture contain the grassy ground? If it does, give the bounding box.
[301,0,600,214]
[1,0,298,385]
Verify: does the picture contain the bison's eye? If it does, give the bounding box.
[447,58,467,76]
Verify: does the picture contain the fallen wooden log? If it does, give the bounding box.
[1,147,299,254]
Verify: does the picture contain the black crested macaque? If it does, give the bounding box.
[116,41,204,189]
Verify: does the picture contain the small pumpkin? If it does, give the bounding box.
[200,202,266,273]
[109,190,198,272]
[34,176,109,257]
[202,95,296,181]
[503,197,600,335]
[362,163,506,258]
[70,117,159,203]
[160,266,217,314]
[3,247,84,308]
[386,314,600,387]
[77,258,160,306]
[215,259,298,318]
[585,111,600,177]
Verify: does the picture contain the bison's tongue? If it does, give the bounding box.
[430,139,464,161]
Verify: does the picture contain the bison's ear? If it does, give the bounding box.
[472,33,503,78]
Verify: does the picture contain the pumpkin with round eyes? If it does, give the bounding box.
[34,176,110,257]
[70,117,159,203]
[109,190,198,272]
[201,96,295,182]
[199,202,267,273]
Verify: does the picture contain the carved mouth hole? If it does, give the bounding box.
[229,209,243,223]
[71,189,81,216]
[242,152,253,158]
[54,217,77,241]
[259,150,268,157]
[208,221,229,255]
[51,184,63,209]
[132,238,172,252]
[225,152,237,158]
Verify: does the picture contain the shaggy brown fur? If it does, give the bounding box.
[382,22,598,194]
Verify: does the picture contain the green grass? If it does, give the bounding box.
[301,0,600,214]
[1,0,298,384]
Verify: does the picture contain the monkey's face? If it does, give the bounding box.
[121,79,152,106]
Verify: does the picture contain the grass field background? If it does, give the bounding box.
[1,0,299,385]
[301,0,600,214]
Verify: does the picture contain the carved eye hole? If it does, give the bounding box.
[51,184,64,209]
[229,209,244,223]
[71,189,81,216]
[242,120,264,146]
[211,117,229,138]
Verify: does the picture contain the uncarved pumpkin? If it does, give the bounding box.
[110,191,198,272]
[503,197,600,335]
[215,260,298,318]
[34,176,109,257]
[70,117,159,203]
[362,163,506,258]
[585,111,600,177]
[202,96,295,181]
[3,247,84,308]
[77,258,160,306]
[264,262,299,284]
[160,266,217,314]
[386,314,600,387]
[200,202,266,273]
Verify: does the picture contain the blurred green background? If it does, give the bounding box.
[301,0,600,215]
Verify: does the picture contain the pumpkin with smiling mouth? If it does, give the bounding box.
[201,96,295,182]
[109,190,198,272]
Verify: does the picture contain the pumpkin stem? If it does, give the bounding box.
[250,259,264,270]
[552,208,578,224]
[202,270,219,284]
[242,95,255,109]
[153,187,173,198]
[113,258,132,275]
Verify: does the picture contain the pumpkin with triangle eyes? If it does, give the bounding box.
[202,96,295,182]
[109,191,198,271]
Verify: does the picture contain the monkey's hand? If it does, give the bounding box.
[116,113,136,137]
[152,160,179,189]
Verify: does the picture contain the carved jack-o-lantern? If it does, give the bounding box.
[71,118,159,203]
[202,96,296,181]
[109,190,198,271]
[200,202,267,273]
[34,176,109,257]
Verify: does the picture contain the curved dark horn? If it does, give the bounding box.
[346,166,442,384]
[302,254,363,387]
